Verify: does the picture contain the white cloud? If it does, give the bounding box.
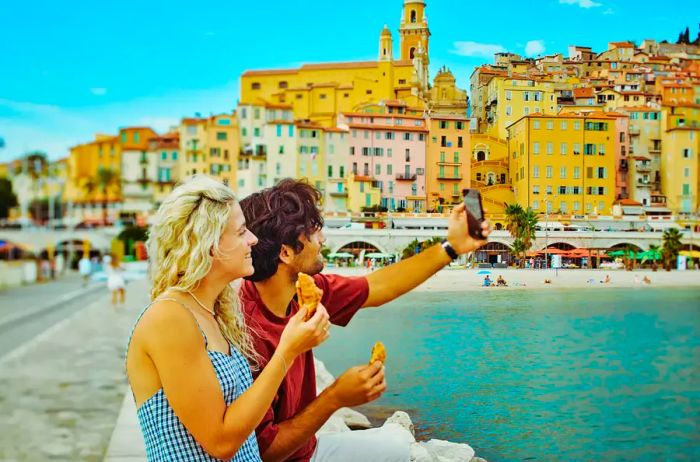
[90,87,107,96]
[525,40,546,56]
[559,0,602,8]
[603,7,614,14]
[451,41,506,58]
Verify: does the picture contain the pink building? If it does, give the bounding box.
[610,113,630,199]
[340,112,428,212]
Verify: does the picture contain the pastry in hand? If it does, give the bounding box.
[296,273,323,321]
[369,341,386,365]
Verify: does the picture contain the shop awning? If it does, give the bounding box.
[648,221,682,231]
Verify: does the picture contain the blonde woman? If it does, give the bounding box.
[126,175,330,461]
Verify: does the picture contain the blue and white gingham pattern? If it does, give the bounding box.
[136,347,261,462]
[129,300,261,462]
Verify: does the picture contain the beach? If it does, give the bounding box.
[326,266,700,291]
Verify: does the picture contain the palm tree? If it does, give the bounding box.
[648,244,660,271]
[82,177,97,205]
[662,228,683,271]
[96,167,119,224]
[504,203,538,266]
[504,203,524,238]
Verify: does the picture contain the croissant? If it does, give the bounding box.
[296,273,323,321]
[369,341,386,365]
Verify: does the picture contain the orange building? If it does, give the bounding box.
[425,114,471,211]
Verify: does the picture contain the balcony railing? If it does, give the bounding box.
[635,163,651,172]
[628,126,640,136]
[437,175,463,181]
[329,190,348,197]
[396,173,417,181]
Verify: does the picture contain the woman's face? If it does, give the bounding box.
[212,202,258,280]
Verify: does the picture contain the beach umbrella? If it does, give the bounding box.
[477,270,492,275]
[328,252,353,259]
[365,252,393,259]
[680,250,700,258]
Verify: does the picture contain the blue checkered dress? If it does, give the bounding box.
[130,299,261,462]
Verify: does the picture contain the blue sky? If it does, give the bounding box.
[1,0,697,161]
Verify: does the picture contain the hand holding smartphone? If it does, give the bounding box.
[462,188,487,241]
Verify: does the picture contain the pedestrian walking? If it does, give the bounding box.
[78,255,91,287]
[107,255,126,307]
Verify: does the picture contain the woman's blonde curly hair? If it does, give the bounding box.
[146,175,258,366]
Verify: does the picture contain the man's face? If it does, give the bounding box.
[291,227,326,276]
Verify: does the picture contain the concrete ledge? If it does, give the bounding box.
[103,389,146,462]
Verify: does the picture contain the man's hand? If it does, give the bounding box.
[326,362,386,408]
[447,203,490,255]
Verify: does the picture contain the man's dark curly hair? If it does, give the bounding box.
[239,178,324,282]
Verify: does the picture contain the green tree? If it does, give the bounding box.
[400,236,442,260]
[662,228,683,271]
[648,244,660,271]
[96,166,119,223]
[0,178,18,219]
[118,226,149,256]
[504,203,538,266]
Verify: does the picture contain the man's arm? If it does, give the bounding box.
[363,203,490,308]
[261,363,385,462]
[260,388,337,462]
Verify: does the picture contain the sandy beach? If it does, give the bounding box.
[326,266,700,291]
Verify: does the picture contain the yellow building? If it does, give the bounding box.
[470,134,514,217]
[239,1,442,127]
[149,132,181,205]
[429,66,467,115]
[425,115,470,211]
[481,74,557,140]
[508,114,617,216]
[347,174,381,211]
[66,134,122,209]
[661,105,699,213]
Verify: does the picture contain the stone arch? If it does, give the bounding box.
[486,171,496,185]
[331,239,386,255]
[473,143,489,161]
[545,242,576,251]
[607,241,645,252]
[535,239,580,250]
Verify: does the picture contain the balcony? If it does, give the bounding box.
[254,145,267,157]
[628,126,640,136]
[438,175,463,181]
[635,162,651,172]
[396,173,417,181]
[329,190,348,197]
[437,161,462,166]
[637,178,652,187]
[619,159,628,171]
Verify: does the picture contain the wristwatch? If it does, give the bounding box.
[441,240,459,260]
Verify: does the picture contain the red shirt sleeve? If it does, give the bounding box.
[313,273,369,327]
[254,400,280,455]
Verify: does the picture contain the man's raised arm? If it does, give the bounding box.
[363,203,489,308]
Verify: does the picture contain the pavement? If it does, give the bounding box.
[0,275,149,461]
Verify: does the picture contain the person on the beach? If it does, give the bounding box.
[603,274,611,284]
[496,275,507,287]
[239,179,490,462]
[483,275,493,287]
[126,176,330,461]
[643,275,652,284]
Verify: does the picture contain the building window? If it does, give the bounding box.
[533,120,540,129]
[216,132,227,141]
[560,142,567,155]
[561,121,568,130]
[251,82,261,90]
[279,81,288,89]
[546,121,553,130]
[533,166,540,178]
[533,142,540,154]
[546,142,553,155]
[546,166,553,178]
[560,167,567,179]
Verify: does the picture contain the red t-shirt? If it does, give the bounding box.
[239,273,369,462]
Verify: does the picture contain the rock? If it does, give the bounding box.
[410,442,439,462]
[336,407,371,429]
[420,439,475,461]
[384,410,415,436]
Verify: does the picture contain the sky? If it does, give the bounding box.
[1,0,698,162]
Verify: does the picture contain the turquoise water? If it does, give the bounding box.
[315,287,700,461]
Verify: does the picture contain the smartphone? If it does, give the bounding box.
[462,189,486,240]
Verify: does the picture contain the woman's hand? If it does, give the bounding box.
[277,303,331,361]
